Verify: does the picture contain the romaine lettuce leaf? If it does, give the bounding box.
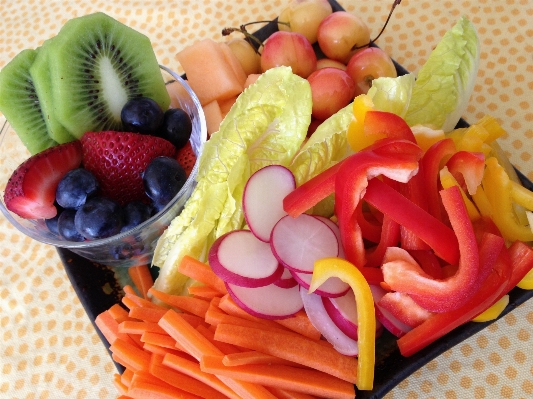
[404,16,480,132]
[367,74,415,117]
[152,66,312,294]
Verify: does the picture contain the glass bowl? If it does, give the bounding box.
[0,65,207,267]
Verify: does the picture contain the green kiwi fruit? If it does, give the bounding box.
[47,12,171,138]
[0,49,58,154]
[29,38,76,144]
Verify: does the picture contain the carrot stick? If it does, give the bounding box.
[123,285,137,296]
[110,338,151,373]
[123,293,165,310]
[158,309,223,360]
[128,264,154,299]
[113,373,128,395]
[222,351,305,368]
[214,323,358,384]
[128,380,204,399]
[200,355,355,399]
[218,295,289,330]
[121,368,134,388]
[108,303,133,323]
[141,331,179,349]
[180,313,209,329]
[117,395,134,399]
[150,356,229,399]
[119,321,167,335]
[149,288,210,318]
[95,310,137,346]
[205,305,291,334]
[196,324,242,355]
[142,342,187,358]
[188,285,224,300]
[178,255,227,295]
[113,353,140,373]
[274,310,322,341]
[163,353,241,399]
[267,387,319,399]
[129,306,168,323]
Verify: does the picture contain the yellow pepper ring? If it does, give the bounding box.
[309,257,376,391]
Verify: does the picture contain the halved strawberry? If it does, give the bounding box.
[80,131,175,205]
[4,141,83,219]
[175,141,197,177]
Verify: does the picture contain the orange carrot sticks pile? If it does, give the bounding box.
[95,256,358,399]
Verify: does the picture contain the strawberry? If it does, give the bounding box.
[175,141,197,177]
[4,141,83,219]
[80,131,175,205]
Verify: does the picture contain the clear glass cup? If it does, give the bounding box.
[0,65,207,267]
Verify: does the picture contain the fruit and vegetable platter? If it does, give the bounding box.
[1,1,533,398]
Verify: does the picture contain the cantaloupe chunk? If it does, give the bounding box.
[218,42,247,88]
[244,74,261,89]
[218,95,237,118]
[176,39,245,105]
[203,100,224,137]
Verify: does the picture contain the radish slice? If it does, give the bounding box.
[314,215,346,259]
[300,287,359,356]
[274,268,298,288]
[270,214,339,273]
[370,285,412,337]
[291,270,350,298]
[322,289,359,340]
[243,165,296,242]
[209,230,283,288]
[226,282,303,320]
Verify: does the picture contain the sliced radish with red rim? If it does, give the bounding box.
[243,165,296,242]
[270,213,339,273]
[274,268,298,288]
[291,269,350,298]
[209,230,283,288]
[300,287,358,356]
[322,289,359,340]
[314,215,345,259]
[225,282,303,320]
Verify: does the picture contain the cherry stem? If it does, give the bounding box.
[352,0,402,50]
[222,25,265,54]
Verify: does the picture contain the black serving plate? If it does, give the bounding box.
[58,1,533,398]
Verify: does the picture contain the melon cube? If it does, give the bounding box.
[203,100,223,137]
[176,39,245,105]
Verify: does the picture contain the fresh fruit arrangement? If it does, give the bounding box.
[0,13,198,250]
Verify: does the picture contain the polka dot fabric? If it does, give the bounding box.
[0,1,532,398]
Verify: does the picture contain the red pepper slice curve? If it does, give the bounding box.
[445,151,485,195]
[363,178,460,265]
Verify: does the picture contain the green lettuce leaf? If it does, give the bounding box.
[367,74,415,117]
[404,16,480,132]
[152,66,312,294]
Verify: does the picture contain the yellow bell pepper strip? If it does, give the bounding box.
[471,184,493,218]
[380,186,499,313]
[347,95,380,152]
[363,178,460,266]
[397,235,509,357]
[510,179,533,210]
[445,150,485,195]
[310,257,376,391]
[472,294,509,322]
[419,138,457,223]
[439,166,481,221]
[482,157,533,242]
[517,268,533,290]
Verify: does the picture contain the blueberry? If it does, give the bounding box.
[157,108,192,149]
[143,156,187,207]
[121,97,164,135]
[56,168,99,209]
[57,209,85,242]
[74,196,123,240]
[121,201,153,233]
[45,204,64,235]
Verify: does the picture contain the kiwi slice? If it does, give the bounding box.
[29,38,76,144]
[47,12,171,138]
[0,49,58,154]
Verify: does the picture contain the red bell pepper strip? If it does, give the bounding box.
[396,238,510,357]
[419,138,457,222]
[377,291,432,328]
[334,150,420,267]
[503,240,533,294]
[363,178,460,265]
[408,250,444,280]
[363,111,417,143]
[379,186,491,313]
[356,201,382,243]
[365,214,400,268]
[445,151,485,195]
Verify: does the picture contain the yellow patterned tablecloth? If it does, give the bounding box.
[1,1,533,398]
